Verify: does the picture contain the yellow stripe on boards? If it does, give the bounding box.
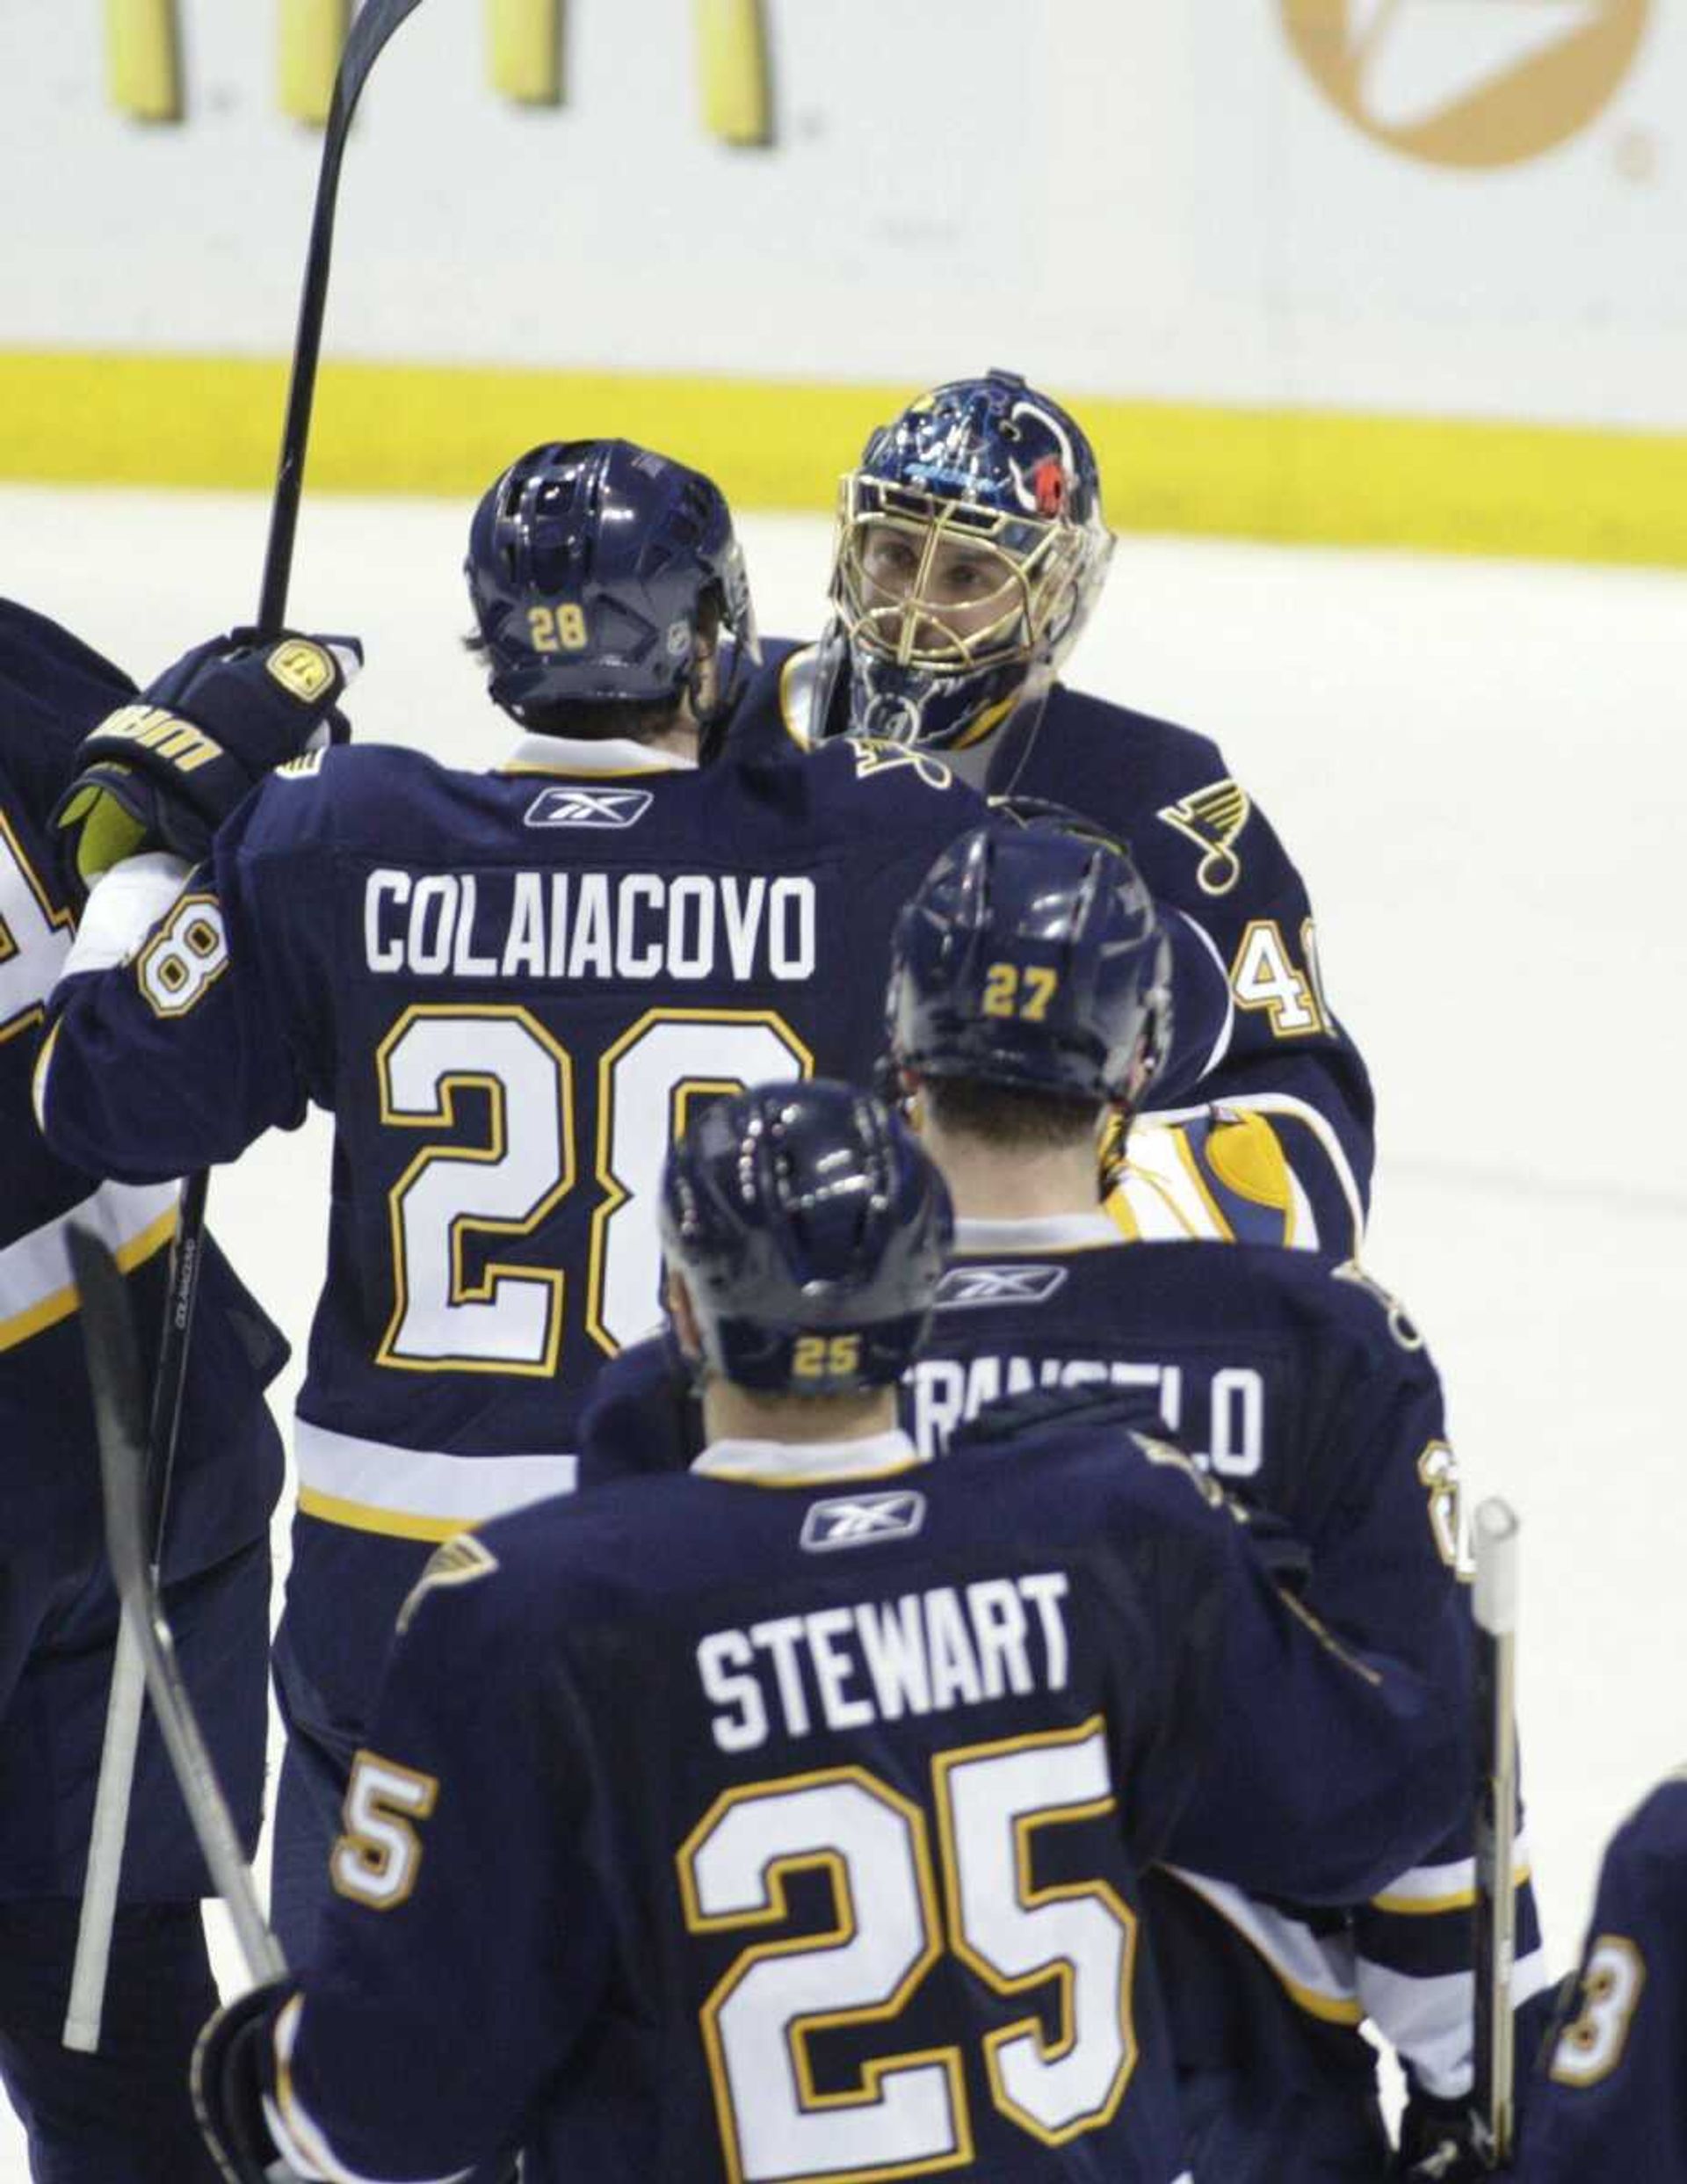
[488,0,564,106]
[696,0,772,148]
[1,350,1684,570]
[105,0,182,123]
[279,0,350,127]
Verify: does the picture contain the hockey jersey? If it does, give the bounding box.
[731,644,1374,1253]
[0,600,285,1576]
[1519,1768,1687,2181]
[913,1223,1552,2101]
[0,599,286,1897]
[36,726,983,1720]
[581,1223,1552,2127]
[251,1411,1469,2184]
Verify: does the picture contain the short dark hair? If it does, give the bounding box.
[462,593,722,745]
[922,1076,1098,1152]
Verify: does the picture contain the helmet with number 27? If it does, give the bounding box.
[886,812,1171,1115]
[465,438,758,729]
[827,369,1114,752]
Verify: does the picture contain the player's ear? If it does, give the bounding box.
[665,1267,703,1360]
[1097,1101,1131,1197]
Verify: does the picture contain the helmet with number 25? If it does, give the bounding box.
[826,369,1114,752]
[465,438,758,729]
[660,1081,953,1396]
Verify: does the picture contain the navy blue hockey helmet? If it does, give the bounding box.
[887,811,1170,1111]
[826,370,1113,751]
[465,438,758,726]
[660,1081,953,1395]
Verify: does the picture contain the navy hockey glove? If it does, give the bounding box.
[192,1978,301,2184]
[53,628,359,891]
[1392,2093,1506,2180]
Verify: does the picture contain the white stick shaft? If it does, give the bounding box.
[1473,1495,1521,2167]
[62,1616,148,2051]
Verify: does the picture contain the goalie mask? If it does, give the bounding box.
[465,438,758,730]
[825,370,1113,751]
[660,1081,952,1395]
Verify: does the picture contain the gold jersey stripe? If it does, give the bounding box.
[0,1204,177,1354]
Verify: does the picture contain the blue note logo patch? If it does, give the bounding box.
[523,786,655,830]
[1156,777,1251,896]
[800,1489,926,1552]
[933,1263,1068,1310]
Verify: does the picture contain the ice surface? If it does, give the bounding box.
[3,483,1681,2165]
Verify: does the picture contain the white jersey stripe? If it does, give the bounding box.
[293,1419,576,1540]
[1159,1868,1365,2023]
[0,1178,180,1352]
[1357,1943,1557,2100]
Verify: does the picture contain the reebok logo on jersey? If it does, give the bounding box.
[800,1490,926,1552]
[933,1264,1068,1310]
[523,786,655,830]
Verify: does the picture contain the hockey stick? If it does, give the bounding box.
[69,1223,286,1987]
[62,0,429,2050]
[1470,1496,1521,2167]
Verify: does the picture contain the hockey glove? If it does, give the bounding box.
[52,628,360,892]
[192,1978,302,2184]
[1392,2093,1506,2180]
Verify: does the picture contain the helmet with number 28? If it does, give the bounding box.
[826,369,1114,751]
[465,438,758,729]
[660,1081,953,1396]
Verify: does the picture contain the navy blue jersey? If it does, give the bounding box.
[911,1223,1551,2118]
[254,1414,1466,2184]
[733,643,1374,1253]
[0,600,285,1903]
[581,1227,1547,2122]
[38,729,982,1738]
[0,600,285,1576]
[1520,1770,1687,2181]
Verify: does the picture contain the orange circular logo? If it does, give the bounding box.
[1281,1,1650,168]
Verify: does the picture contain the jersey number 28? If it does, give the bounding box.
[375,1003,810,1372]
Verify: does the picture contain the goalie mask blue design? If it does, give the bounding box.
[465,438,758,727]
[887,813,1171,1110]
[826,369,1114,751]
[659,1080,952,1393]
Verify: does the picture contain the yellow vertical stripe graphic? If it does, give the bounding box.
[696,0,772,148]
[488,0,565,106]
[279,0,351,127]
[105,0,183,123]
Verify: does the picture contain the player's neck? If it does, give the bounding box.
[703,1382,901,1448]
[923,1122,1100,1223]
[639,719,700,763]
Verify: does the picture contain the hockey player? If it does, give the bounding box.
[0,602,287,2183]
[583,809,1550,2175]
[882,814,1553,2180]
[728,368,1373,1253]
[193,1078,1472,2184]
[1514,1767,1687,2180]
[34,438,986,1961]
